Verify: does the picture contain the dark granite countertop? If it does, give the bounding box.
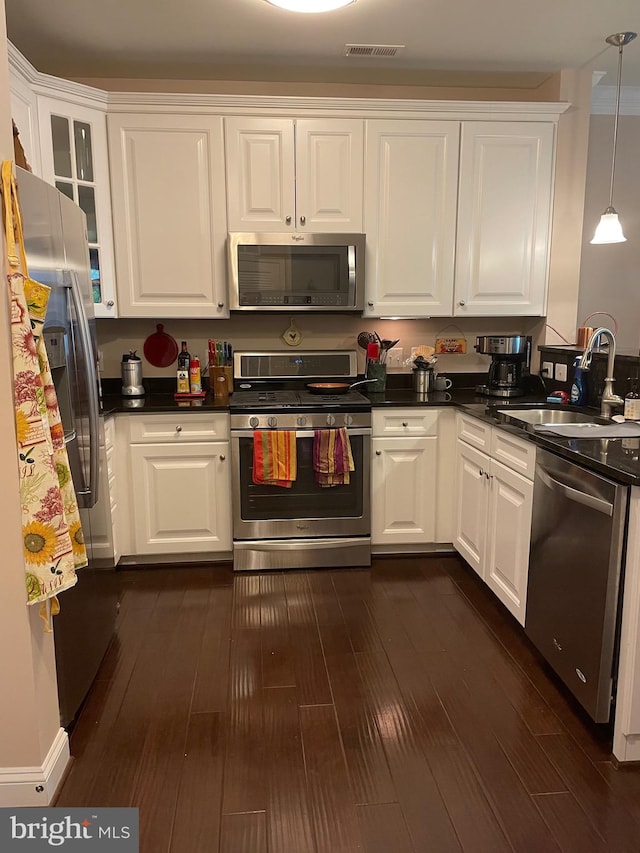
[102,392,230,415]
[101,376,640,485]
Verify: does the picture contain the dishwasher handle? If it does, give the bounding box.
[537,467,614,516]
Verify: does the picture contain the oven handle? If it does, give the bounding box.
[231,428,372,439]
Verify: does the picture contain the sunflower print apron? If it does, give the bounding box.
[2,161,87,612]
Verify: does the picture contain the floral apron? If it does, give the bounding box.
[2,161,87,616]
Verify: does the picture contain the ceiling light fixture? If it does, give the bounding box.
[591,31,637,244]
[264,0,355,12]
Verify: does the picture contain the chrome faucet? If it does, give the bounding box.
[578,327,624,418]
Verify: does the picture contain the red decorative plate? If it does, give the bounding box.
[143,324,178,367]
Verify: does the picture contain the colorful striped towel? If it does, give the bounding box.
[253,430,297,488]
[313,428,354,487]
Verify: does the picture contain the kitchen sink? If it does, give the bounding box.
[496,407,609,430]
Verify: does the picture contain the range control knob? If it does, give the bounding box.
[268,416,278,428]
[344,414,353,426]
[249,416,259,428]
[326,414,336,426]
[297,416,307,427]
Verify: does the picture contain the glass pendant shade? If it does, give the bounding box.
[265,0,355,11]
[591,32,636,245]
[591,208,626,244]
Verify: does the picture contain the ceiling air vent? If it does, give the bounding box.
[345,44,405,58]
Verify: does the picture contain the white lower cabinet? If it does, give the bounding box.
[118,413,231,558]
[454,440,489,575]
[80,416,119,565]
[371,408,455,547]
[130,443,231,555]
[454,414,534,625]
[372,435,437,544]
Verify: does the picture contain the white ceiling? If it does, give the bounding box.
[5,0,640,89]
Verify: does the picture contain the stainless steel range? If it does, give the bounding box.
[230,351,372,571]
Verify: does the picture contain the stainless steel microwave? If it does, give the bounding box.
[228,232,365,312]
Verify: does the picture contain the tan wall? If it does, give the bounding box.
[0,2,62,775]
[98,315,543,381]
[577,114,640,352]
[74,71,562,102]
[543,69,593,347]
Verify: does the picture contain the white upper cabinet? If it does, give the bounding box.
[225,117,364,232]
[364,118,556,319]
[37,97,118,319]
[454,122,555,317]
[9,63,42,177]
[107,113,228,318]
[364,120,460,317]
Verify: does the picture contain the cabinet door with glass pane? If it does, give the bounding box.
[37,97,117,318]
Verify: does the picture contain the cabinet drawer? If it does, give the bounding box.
[491,427,536,480]
[373,408,439,437]
[127,413,229,443]
[457,412,492,451]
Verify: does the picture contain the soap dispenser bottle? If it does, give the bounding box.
[624,375,640,420]
[570,356,588,406]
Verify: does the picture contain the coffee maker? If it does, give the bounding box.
[475,335,531,398]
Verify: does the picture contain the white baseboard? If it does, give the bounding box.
[0,728,70,807]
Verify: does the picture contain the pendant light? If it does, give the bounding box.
[264,0,355,11]
[591,31,637,244]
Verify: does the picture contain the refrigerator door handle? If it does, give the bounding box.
[67,270,100,508]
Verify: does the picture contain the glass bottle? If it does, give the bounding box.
[178,341,191,372]
[176,341,191,394]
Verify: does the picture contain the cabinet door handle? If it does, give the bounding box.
[402,421,408,427]
[219,454,226,461]
[106,299,114,308]
[458,300,466,307]
[375,450,382,456]
[176,425,182,433]
[300,215,306,225]
[479,468,484,477]
[217,302,224,309]
[368,301,374,308]
[286,215,292,225]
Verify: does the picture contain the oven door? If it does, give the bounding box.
[231,428,370,540]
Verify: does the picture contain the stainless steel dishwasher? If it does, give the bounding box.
[525,448,629,722]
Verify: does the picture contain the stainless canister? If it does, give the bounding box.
[412,367,433,396]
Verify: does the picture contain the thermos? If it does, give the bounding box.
[121,350,145,397]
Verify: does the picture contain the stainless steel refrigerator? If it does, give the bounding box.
[16,166,118,729]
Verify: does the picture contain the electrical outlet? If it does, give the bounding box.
[541,361,554,378]
[555,363,568,382]
[386,347,404,368]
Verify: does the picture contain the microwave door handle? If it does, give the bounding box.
[67,270,100,508]
[537,468,613,516]
[348,244,356,297]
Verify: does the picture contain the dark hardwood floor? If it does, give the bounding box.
[55,555,640,852]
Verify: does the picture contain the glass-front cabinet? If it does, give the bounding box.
[37,97,117,318]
